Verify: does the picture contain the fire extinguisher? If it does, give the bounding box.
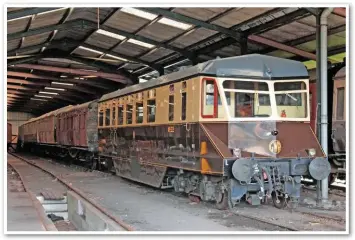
[281,110,286,118]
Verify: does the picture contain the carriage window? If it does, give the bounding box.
[223,80,269,91]
[274,81,308,118]
[275,82,306,91]
[118,105,124,125]
[147,99,156,123]
[337,87,345,120]
[182,92,187,120]
[126,104,133,124]
[234,93,271,117]
[112,106,116,126]
[136,102,143,124]
[99,111,104,127]
[169,95,174,121]
[105,108,111,126]
[275,92,307,118]
[202,78,219,117]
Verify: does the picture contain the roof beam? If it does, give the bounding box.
[96,24,196,62]
[8,38,79,55]
[248,35,317,60]
[80,43,163,73]
[7,84,88,102]
[8,18,197,63]
[245,8,311,35]
[133,8,310,76]
[7,55,41,66]
[7,19,84,41]
[139,8,242,42]
[7,89,34,95]
[290,45,345,62]
[7,71,113,90]
[8,84,37,91]
[333,8,346,17]
[11,63,130,84]
[258,24,345,55]
[7,78,98,95]
[7,8,62,20]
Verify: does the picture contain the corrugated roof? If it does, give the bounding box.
[7,7,346,116]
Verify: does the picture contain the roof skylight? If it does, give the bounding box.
[52,82,74,86]
[158,18,192,30]
[78,46,104,55]
[31,98,48,101]
[39,91,59,95]
[37,8,68,16]
[96,29,126,40]
[7,15,31,22]
[106,54,128,62]
[34,95,53,99]
[120,8,157,20]
[45,87,65,91]
[127,39,155,49]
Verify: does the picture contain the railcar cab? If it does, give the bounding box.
[200,76,329,208]
[201,77,309,122]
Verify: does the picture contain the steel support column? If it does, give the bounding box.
[315,11,323,202]
[320,7,334,202]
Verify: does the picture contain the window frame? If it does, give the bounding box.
[336,87,345,120]
[201,77,218,118]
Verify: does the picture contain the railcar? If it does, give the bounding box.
[97,54,331,209]
[309,63,346,184]
[18,101,100,168]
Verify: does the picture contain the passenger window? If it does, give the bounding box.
[169,95,174,121]
[105,108,111,127]
[136,102,143,124]
[126,104,133,124]
[99,111,104,127]
[202,78,218,118]
[181,92,187,121]
[112,105,116,126]
[337,87,345,120]
[147,99,156,123]
[118,105,124,125]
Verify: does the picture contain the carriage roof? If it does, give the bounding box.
[99,54,309,102]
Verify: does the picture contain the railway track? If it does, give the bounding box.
[10,152,301,231]
[8,152,133,231]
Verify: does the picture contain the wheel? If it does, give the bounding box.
[216,190,230,210]
[272,191,288,209]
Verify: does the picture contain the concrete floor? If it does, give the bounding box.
[8,153,347,232]
[7,191,46,231]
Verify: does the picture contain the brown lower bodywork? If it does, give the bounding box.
[98,121,323,187]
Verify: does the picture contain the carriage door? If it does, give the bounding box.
[333,80,346,152]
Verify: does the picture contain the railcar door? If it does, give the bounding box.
[332,79,346,153]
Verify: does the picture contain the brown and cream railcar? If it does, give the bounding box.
[98,54,331,209]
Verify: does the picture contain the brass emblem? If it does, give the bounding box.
[269,140,282,154]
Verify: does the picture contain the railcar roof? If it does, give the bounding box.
[22,100,96,125]
[100,54,309,102]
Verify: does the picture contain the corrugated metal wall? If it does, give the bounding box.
[7,111,35,143]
